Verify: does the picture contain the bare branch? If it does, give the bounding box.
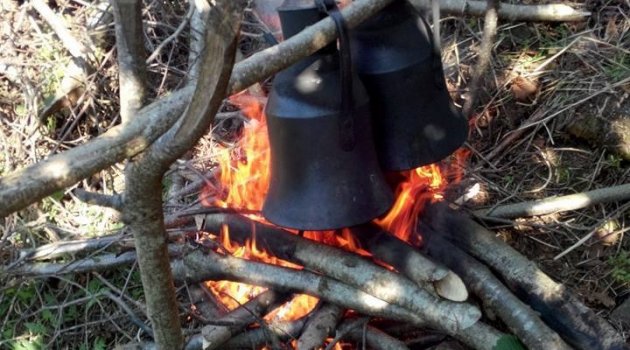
[196,290,291,350]
[120,1,245,348]
[461,0,499,118]
[352,223,467,302]
[297,303,343,350]
[410,0,590,22]
[474,183,630,219]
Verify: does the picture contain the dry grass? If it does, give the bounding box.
[0,0,628,348]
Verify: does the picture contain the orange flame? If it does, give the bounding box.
[202,91,468,333]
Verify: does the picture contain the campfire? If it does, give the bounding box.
[187,90,476,349]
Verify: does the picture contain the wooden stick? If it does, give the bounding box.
[421,224,572,350]
[202,213,481,334]
[342,320,409,350]
[297,303,343,350]
[352,223,468,301]
[410,0,590,22]
[424,202,628,350]
[474,183,630,219]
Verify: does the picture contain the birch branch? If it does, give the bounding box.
[410,0,590,22]
[474,183,630,219]
[423,202,627,350]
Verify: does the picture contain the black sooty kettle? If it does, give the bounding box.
[262,0,394,230]
[351,0,468,171]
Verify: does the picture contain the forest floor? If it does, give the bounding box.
[0,0,628,349]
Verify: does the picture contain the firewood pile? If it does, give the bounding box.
[7,200,628,350]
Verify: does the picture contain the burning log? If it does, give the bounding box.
[297,303,343,350]
[420,224,572,350]
[351,223,467,301]
[177,247,506,350]
[201,213,481,333]
[186,290,291,350]
[423,202,629,350]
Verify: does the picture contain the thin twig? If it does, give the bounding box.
[462,0,499,117]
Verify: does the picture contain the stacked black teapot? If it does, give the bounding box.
[262,0,468,231]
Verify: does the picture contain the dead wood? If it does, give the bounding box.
[196,290,291,350]
[297,303,343,350]
[5,242,505,350]
[0,0,400,217]
[424,202,629,350]
[202,213,481,334]
[351,223,468,301]
[474,183,630,219]
[421,224,572,350]
[410,0,590,22]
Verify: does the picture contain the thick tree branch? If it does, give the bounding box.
[297,303,343,350]
[351,223,467,302]
[121,2,245,348]
[196,290,290,350]
[177,249,505,350]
